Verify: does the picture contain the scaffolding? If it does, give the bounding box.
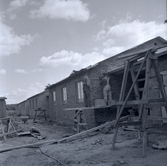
[111,48,167,157]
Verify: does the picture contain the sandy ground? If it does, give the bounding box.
[0,118,167,166]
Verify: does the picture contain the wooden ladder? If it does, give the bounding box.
[112,50,167,157]
[73,109,88,133]
[0,117,18,141]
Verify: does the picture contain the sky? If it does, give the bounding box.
[0,0,167,104]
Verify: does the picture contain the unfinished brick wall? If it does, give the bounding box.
[48,57,137,127]
[48,40,167,127]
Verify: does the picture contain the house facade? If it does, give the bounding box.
[48,37,167,128]
[16,90,49,118]
[15,36,167,128]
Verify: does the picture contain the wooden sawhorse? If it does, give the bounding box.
[33,108,47,122]
[0,117,17,141]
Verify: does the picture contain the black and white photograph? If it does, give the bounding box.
[0,0,167,165]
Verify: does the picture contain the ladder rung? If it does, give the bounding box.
[73,119,78,122]
[119,120,142,127]
[78,123,87,126]
[73,127,77,131]
[139,88,144,91]
[147,116,167,121]
[137,78,145,82]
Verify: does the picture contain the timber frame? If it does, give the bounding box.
[111,47,167,157]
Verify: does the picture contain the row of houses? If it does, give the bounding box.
[15,36,167,128]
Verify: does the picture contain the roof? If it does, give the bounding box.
[0,97,7,100]
[48,36,167,89]
[27,90,49,100]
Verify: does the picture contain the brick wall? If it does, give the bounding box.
[17,91,49,118]
[48,40,167,127]
[48,56,137,127]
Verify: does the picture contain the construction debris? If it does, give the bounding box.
[0,115,129,153]
[152,140,167,150]
[58,115,129,143]
[18,126,46,140]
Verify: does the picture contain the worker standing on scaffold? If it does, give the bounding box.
[100,73,112,105]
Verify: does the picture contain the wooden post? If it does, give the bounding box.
[0,97,7,118]
[115,51,149,127]
[152,58,167,113]
[112,61,129,149]
[112,125,119,149]
[142,106,148,157]
[141,54,151,157]
[130,63,140,100]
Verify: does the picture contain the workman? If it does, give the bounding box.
[100,73,112,105]
[83,75,92,107]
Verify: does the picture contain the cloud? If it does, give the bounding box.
[95,20,167,56]
[0,69,6,75]
[30,0,90,22]
[39,50,105,69]
[32,68,43,73]
[9,0,29,10]
[15,69,29,74]
[95,30,106,41]
[6,82,45,104]
[0,16,34,57]
[9,14,17,20]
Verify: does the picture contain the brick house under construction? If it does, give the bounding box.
[47,36,167,128]
[16,90,49,118]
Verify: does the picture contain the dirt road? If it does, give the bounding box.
[0,119,167,166]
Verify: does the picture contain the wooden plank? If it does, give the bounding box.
[119,121,142,127]
[119,61,129,102]
[115,51,149,127]
[137,78,145,82]
[65,106,109,111]
[110,100,148,106]
[58,115,129,143]
[73,119,78,123]
[139,88,144,91]
[0,139,58,153]
[73,110,81,119]
[112,62,130,149]
[3,131,17,136]
[152,59,167,113]
[130,63,140,100]
[148,131,167,135]
[142,106,148,158]
[141,55,151,158]
[148,98,165,103]
[78,123,87,126]
[112,125,119,149]
[73,127,77,131]
[0,116,129,154]
[0,121,6,141]
[147,116,167,120]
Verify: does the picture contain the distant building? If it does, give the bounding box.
[15,36,167,128]
[16,90,49,118]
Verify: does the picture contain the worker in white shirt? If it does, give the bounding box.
[100,73,112,105]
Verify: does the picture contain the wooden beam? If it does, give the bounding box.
[130,65,140,100]
[0,140,58,153]
[110,100,148,106]
[115,51,149,127]
[58,115,129,143]
[65,106,110,111]
[147,116,167,121]
[152,59,167,113]
[0,116,130,153]
[119,121,142,127]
